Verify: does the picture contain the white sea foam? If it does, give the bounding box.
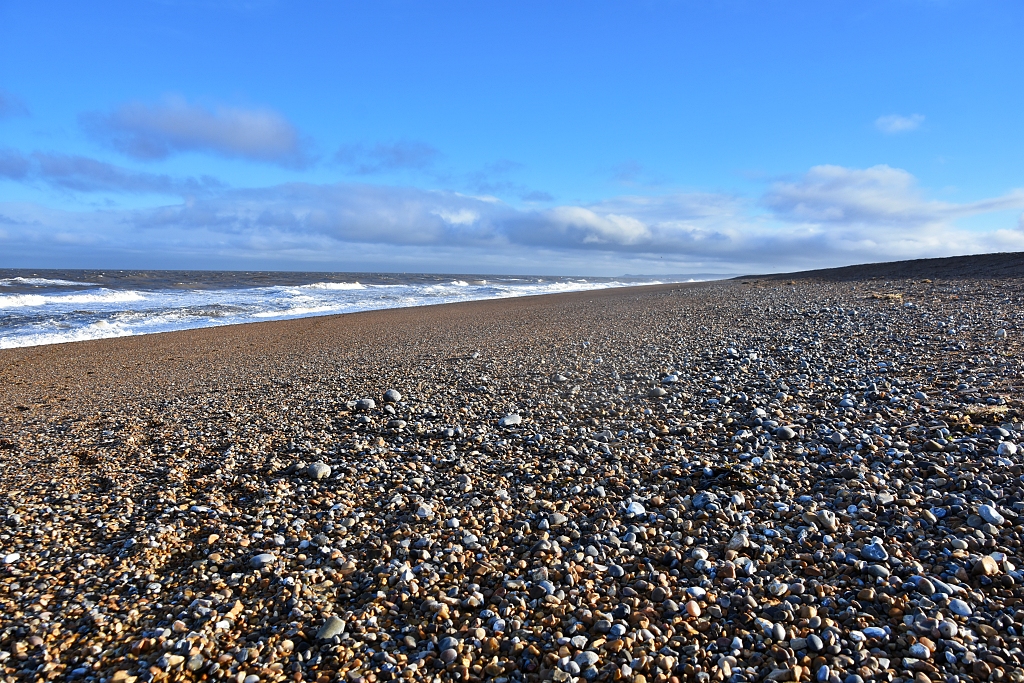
[0,289,146,308]
[0,277,92,287]
[299,282,365,290]
[0,320,135,349]
[0,276,667,348]
[0,294,47,307]
[253,305,340,318]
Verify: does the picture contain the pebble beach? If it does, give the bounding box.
[2,253,1024,683]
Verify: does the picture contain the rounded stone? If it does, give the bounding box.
[249,553,277,569]
[307,462,331,480]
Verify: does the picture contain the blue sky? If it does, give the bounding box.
[1,1,1022,275]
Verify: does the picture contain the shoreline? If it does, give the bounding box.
[1,263,1024,683]
[0,282,696,417]
[4,278,688,352]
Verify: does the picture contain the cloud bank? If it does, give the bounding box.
[0,149,221,196]
[2,163,1022,273]
[82,96,310,167]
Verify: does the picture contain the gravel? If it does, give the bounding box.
[2,261,1024,683]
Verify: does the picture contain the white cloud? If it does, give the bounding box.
[542,207,652,245]
[766,164,1024,227]
[2,164,1023,274]
[875,113,924,134]
[432,208,480,226]
[82,95,311,167]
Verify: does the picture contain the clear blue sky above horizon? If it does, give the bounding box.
[1,1,1022,275]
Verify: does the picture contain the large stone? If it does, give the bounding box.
[948,599,972,617]
[307,462,331,480]
[250,553,277,569]
[861,542,888,562]
[978,504,1005,526]
[317,615,346,639]
[973,556,1000,576]
[816,509,839,532]
[775,426,797,440]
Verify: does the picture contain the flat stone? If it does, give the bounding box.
[250,553,277,569]
[861,542,888,562]
[948,599,972,617]
[317,615,346,640]
[978,504,1005,525]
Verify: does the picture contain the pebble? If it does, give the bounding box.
[861,541,888,562]
[909,642,932,658]
[948,599,973,617]
[3,265,1024,683]
[315,615,345,640]
[973,555,1001,576]
[249,553,277,569]
[775,425,797,440]
[815,509,838,532]
[979,503,1006,525]
[307,461,331,480]
[625,501,645,516]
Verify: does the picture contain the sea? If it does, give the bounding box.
[0,270,675,349]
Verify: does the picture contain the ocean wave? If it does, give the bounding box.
[0,276,668,348]
[0,294,47,307]
[252,305,340,318]
[0,277,93,287]
[0,290,146,308]
[0,319,135,349]
[299,282,365,291]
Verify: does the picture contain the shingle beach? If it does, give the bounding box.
[2,253,1024,683]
